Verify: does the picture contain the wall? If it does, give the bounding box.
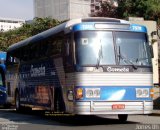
[34,0,90,21]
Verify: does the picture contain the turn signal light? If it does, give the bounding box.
[76,88,83,99]
[150,88,154,98]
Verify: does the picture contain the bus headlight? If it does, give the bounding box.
[86,89,94,97]
[143,89,149,96]
[136,88,149,98]
[85,88,100,98]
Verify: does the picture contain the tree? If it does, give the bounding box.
[93,1,118,18]
[95,0,160,24]
[0,17,62,51]
[117,0,160,21]
[117,0,148,19]
[30,17,60,35]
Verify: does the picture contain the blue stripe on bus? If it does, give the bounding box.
[73,23,95,31]
[73,23,147,33]
[75,86,152,101]
[130,24,147,33]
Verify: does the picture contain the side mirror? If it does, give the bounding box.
[149,45,154,58]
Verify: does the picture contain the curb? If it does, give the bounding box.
[149,110,160,116]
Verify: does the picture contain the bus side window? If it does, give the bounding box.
[20,47,30,62]
[46,35,63,57]
[66,40,70,56]
[64,35,73,66]
[6,54,18,66]
[29,43,41,60]
[6,55,12,65]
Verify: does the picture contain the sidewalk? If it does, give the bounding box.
[151,110,160,116]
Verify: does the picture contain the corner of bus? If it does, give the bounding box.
[0,64,7,107]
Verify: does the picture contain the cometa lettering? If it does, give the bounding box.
[107,67,129,72]
[30,65,46,77]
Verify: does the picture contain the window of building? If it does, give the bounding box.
[95,5,100,10]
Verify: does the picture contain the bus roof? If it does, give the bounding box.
[8,17,144,53]
[8,22,67,52]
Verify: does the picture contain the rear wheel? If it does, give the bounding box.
[118,114,128,122]
[3,103,11,109]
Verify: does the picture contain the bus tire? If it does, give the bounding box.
[3,103,11,109]
[118,114,128,122]
[15,91,21,111]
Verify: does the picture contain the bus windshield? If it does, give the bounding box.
[115,32,151,66]
[75,31,116,66]
[75,31,151,67]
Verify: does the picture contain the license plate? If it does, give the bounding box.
[112,104,125,109]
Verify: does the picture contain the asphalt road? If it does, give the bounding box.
[0,109,160,130]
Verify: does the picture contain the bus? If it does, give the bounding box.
[0,51,6,65]
[6,17,153,121]
[0,64,6,106]
[0,52,7,106]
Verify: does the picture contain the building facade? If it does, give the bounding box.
[34,0,91,21]
[0,17,25,32]
[34,0,118,21]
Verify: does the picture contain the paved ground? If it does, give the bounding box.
[0,109,160,130]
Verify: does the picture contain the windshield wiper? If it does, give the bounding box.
[117,46,137,69]
[135,57,151,66]
[96,44,103,69]
[135,57,149,62]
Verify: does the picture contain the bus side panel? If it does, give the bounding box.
[18,58,62,110]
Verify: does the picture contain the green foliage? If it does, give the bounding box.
[92,1,118,18]
[117,0,160,21]
[0,17,62,51]
[95,0,160,24]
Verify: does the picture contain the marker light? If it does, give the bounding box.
[150,88,154,98]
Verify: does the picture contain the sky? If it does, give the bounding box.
[0,0,34,20]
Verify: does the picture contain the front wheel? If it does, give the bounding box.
[118,114,128,122]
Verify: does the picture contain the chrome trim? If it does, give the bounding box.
[75,73,153,86]
[74,101,153,115]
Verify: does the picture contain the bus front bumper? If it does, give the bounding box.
[74,101,153,115]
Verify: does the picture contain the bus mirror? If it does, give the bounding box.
[149,45,154,58]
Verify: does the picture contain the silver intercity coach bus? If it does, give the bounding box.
[6,17,154,122]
